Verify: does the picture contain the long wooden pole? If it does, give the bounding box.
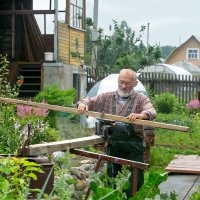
[0,97,189,132]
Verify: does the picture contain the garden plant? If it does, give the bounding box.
[0,54,200,199]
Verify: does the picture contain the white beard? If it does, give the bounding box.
[117,88,134,98]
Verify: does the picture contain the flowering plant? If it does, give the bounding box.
[16,104,57,145]
[186,98,200,119]
[186,99,200,110]
[17,103,48,118]
[17,75,24,86]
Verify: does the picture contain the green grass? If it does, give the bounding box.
[148,111,200,173]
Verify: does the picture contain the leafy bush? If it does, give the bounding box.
[154,93,180,113]
[0,54,23,98]
[0,103,58,154]
[89,166,130,200]
[16,104,57,145]
[0,105,21,153]
[190,186,200,200]
[0,157,43,200]
[131,171,168,200]
[52,151,76,199]
[16,116,57,145]
[34,84,77,128]
[190,112,200,133]
[34,84,76,107]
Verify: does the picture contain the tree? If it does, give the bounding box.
[85,18,162,81]
[160,45,176,59]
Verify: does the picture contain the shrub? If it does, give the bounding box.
[0,157,43,200]
[154,93,180,113]
[34,84,76,107]
[0,103,58,154]
[34,84,77,128]
[0,105,21,154]
[0,54,23,98]
[16,116,58,145]
[190,186,200,200]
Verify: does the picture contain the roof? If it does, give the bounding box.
[138,63,192,76]
[193,35,200,43]
[173,61,200,74]
[165,35,200,63]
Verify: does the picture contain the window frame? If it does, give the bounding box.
[70,0,84,30]
[186,48,199,60]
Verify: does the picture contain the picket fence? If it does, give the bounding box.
[138,73,200,103]
[87,69,200,104]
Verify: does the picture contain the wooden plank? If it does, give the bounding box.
[0,97,189,132]
[20,135,103,156]
[174,154,199,160]
[166,155,200,174]
[166,167,200,174]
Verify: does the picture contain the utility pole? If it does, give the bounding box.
[146,22,150,66]
[147,22,150,50]
[54,0,58,61]
[92,0,99,69]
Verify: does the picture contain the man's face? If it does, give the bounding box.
[118,76,138,97]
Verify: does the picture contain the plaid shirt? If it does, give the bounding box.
[78,90,157,138]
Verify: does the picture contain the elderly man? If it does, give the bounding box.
[77,69,156,197]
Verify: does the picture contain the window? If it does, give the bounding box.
[70,0,83,29]
[187,48,199,59]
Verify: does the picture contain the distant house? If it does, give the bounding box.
[165,35,200,68]
[0,0,87,99]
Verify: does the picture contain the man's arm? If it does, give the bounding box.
[127,95,157,122]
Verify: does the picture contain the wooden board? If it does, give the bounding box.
[19,135,104,156]
[0,97,190,132]
[166,155,200,174]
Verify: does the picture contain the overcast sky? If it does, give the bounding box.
[86,0,200,47]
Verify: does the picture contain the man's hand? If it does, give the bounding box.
[77,102,88,114]
[127,113,149,121]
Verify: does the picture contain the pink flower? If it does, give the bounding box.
[17,104,48,118]
[186,99,200,110]
[33,107,48,117]
[17,105,26,118]
[24,105,32,115]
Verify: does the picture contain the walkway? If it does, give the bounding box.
[156,155,200,200]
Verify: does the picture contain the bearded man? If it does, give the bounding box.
[77,69,156,197]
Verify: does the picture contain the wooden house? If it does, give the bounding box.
[165,35,200,68]
[0,0,87,99]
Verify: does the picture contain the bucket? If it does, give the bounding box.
[44,52,54,61]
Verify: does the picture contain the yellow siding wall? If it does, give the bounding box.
[165,38,200,67]
[58,21,85,65]
[69,28,85,65]
[58,22,70,63]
